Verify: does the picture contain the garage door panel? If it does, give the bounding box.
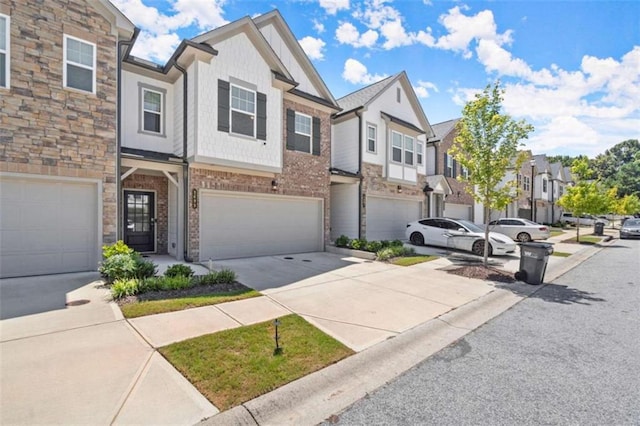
[444,203,472,220]
[0,177,99,278]
[200,192,323,260]
[366,197,421,241]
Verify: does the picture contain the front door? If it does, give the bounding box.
[124,190,155,253]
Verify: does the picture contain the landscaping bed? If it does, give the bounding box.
[446,265,516,283]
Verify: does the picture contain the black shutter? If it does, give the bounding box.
[452,159,457,178]
[312,116,321,156]
[444,153,449,177]
[286,109,295,150]
[257,92,267,140]
[217,79,229,132]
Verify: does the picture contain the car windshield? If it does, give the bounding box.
[625,219,640,226]
[456,219,484,233]
[520,219,538,225]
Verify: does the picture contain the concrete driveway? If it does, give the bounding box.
[0,272,216,425]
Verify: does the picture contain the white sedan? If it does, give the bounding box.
[406,217,517,256]
[487,218,550,242]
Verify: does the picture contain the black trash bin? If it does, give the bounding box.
[594,222,604,236]
[514,242,554,285]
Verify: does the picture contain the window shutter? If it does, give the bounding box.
[286,109,295,150]
[217,79,229,132]
[452,159,457,178]
[444,153,449,177]
[257,92,267,140]
[312,116,321,156]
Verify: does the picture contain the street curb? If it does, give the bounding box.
[199,238,614,426]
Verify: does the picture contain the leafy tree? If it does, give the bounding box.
[546,155,577,168]
[613,192,640,217]
[557,157,611,242]
[450,81,534,265]
[592,139,640,197]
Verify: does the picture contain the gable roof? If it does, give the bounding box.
[431,118,460,142]
[252,10,339,109]
[335,71,433,137]
[191,15,295,83]
[92,0,136,39]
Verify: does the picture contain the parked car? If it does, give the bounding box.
[619,218,640,239]
[487,218,550,242]
[406,217,517,256]
[560,212,609,227]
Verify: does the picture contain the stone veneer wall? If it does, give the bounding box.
[122,174,169,254]
[0,0,119,244]
[436,128,475,207]
[360,163,427,239]
[186,99,332,261]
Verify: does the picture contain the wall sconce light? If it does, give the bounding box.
[423,183,434,194]
[397,185,402,193]
[271,179,278,191]
[191,188,198,209]
[457,191,461,197]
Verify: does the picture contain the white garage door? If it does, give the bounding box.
[366,196,421,241]
[0,176,99,278]
[444,203,472,220]
[199,191,323,260]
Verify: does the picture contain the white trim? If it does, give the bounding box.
[366,123,377,154]
[139,84,166,137]
[0,14,10,89]
[63,34,96,94]
[230,83,256,138]
[122,188,158,254]
[294,111,312,154]
[416,141,423,165]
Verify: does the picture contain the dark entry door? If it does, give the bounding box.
[124,190,155,253]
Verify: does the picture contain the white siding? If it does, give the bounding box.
[194,33,283,170]
[173,74,184,155]
[121,70,175,154]
[258,23,319,97]
[332,118,359,172]
[330,183,359,240]
[426,145,436,175]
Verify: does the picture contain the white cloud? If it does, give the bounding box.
[413,80,438,98]
[299,36,326,60]
[342,58,388,84]
[312,19,325,34]
[335,22,378,48]
[525,116,601,156]
[319,0,350,15]
[380,19,413,49]
[129,32,182,63]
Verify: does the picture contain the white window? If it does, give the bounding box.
[230,84,255,137]
[404,136,414,166]
[367,124,376,153]
[391,131,403,163]
[542,178,548,192]
[140,86,164,135]
[446,154,453,177]
[523,176,530,191]
[0,14,9,89]
[416,141,423,165]
[294,112,312,153]
[462,166,469,178]
[63,35,95,93]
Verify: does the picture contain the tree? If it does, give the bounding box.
[546,155,577,168]
[556,157,611,242]
[613,192,640,218]
[592,139,640,197]
[450,81,534,265]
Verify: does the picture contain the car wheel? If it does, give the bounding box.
[471,240,493,256]
[410,232,425,246]
[517,232,532,242]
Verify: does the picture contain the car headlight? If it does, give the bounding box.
[490,236,506,243]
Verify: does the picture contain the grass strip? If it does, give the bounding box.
[551,251,571,257]
[160,314,354,411]
[391,255,438,266]
[562,235,602,245]
[120,290,261,318]
[549,229,565,237]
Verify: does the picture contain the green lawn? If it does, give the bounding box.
[549,229,565,237]
[120,289,261,318]
[561,235,602,245]
[391,255,438,266]
[551,251,571,257]
[160,314,354,411]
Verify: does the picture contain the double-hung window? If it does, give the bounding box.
[404,136,414,166]
[462,166,469,179]
[542,178,548,192]
[416,141,423,165]
[0,14,9,89]
[230,84,255,137]
[140,85,165,135]
[64,35,95,93]
[446,154,453,177]
[294,112,312,153]
[523,176,530,191]
[391,131,403,163]
[367,124,376,153]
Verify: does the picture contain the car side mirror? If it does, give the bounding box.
[458,228,467,232]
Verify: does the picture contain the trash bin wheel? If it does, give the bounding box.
[514,270,527,282]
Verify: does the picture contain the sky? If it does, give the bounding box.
[111,0,640,159]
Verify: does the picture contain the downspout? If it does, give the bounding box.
[116,28,139,242]
[551,179,555,224]
[355,109,363,240]
[173,61,193,262]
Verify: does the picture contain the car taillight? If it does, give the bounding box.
[539,227,548,231]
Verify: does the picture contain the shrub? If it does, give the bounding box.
[376,245,414,261]
[349,238,367,250]
[192,269,237,286]
[376,247,396,261]
[214,268,236,284]
[364,240,383,253]
[160,275,192,290]
[111,278,140,299]
[99,253,137,283]
[335,235,351,248]
[102,240,133,259]
[192,273,218,286]
[390,239,404,247]
[165,264,194,278]
[133,256,157,280]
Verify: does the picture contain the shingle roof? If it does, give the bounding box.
[430,118,460,141]
[335,74,397,115]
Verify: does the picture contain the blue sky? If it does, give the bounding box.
[112,0,640,159]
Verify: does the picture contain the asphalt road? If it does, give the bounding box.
[328,238,640,425]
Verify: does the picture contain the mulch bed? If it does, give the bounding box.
[116,281,252,306]
[446,265,516,283]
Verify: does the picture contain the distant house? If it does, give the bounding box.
[330,71,435,241]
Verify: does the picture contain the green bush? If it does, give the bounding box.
[160,275,192,290]
[139,276,165,292]
[349,238,367,250]
[102,240,133,259]
[111,278,140,299]
[165,264,194,278]
[99,253,138,283]
[376,245,414,261]
[192,269,237,286]
[214,268,236,284]
[335,235,351,248]
[390,239,404,247]
[133,256,157,279]
[364,240,383,253]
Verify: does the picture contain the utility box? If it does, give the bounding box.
[515,242,554,285]
[594,222,604,236]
